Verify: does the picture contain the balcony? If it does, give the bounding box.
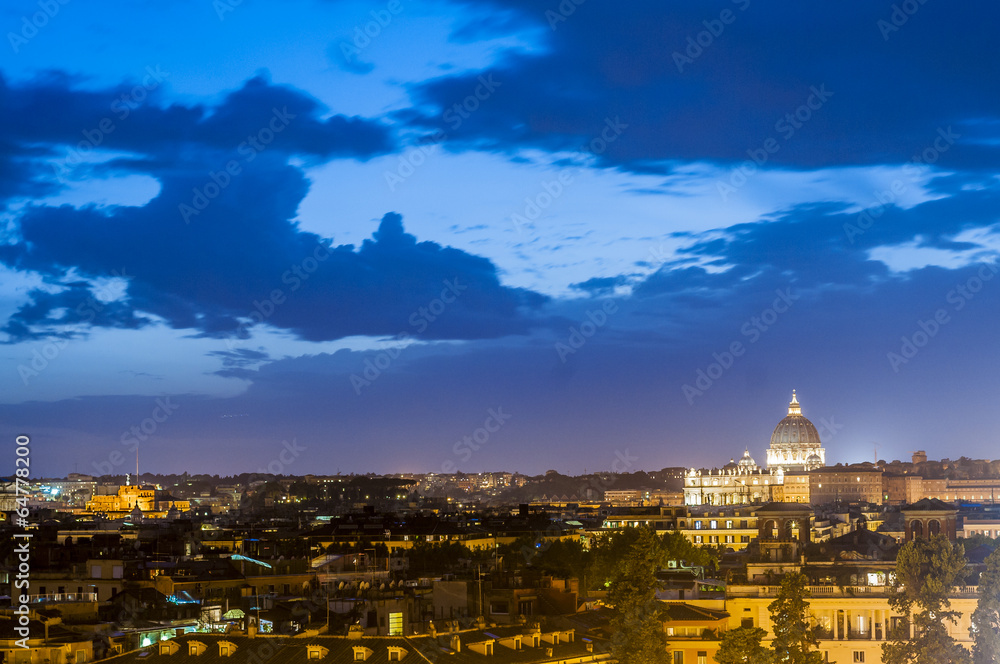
[726,585,978,598]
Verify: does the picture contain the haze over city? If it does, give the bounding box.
[3,0,1000,477]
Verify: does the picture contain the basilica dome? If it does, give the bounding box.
[770,391,821,448]
[766,391,826,471]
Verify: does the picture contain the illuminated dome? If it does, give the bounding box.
[737,448,758,470]
[766,391,826,471]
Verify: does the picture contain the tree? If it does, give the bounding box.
[767,572,822,664]
[608,527,667,664]
[662,530,721,571]
[971,546,1000,664]
[882,534,971,664]
[715,626,773,664]
[588,526,652,590]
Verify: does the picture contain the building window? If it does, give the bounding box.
[697,652,708,664]
[726,520,733,529]
[710,520,717,529]
[694,535,703,543]
[741,618,754,628]
[673,652,684,664]
[853,652,864,663]
[695,521,702,530]
[388,612,403,636]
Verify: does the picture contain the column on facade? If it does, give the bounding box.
[832,609,839,640]
[869,610,875,639]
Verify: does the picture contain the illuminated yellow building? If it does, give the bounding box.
[85,485,190,518]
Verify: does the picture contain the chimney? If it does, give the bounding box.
[450,635,461,653]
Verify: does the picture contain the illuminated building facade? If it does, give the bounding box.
[85,484,190,518]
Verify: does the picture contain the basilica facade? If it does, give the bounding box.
[684,391,826,506]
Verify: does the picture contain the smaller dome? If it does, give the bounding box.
[737,448,757,469]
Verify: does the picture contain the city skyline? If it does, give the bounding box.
[2,1,999,477]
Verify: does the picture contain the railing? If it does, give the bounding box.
[727,585,978,598]
[28,592,98,603]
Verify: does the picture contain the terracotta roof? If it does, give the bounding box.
[662,604,729,622]
[902,498,958,511]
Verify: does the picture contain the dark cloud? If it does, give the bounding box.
[408,0,1000,172]
[0,72,392,165]
[4,187,550,341]
[570,275,630,295]
[0,72,553,343]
